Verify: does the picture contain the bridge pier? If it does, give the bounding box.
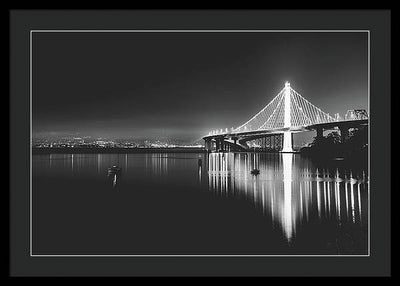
[281,131,294,153]
[214,137,227,152]
[267,136,272,150]
[204,139,212,152]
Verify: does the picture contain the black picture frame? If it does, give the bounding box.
[9,9,391,277]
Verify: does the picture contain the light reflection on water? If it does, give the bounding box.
[34,152,368,253]
[37,153,368,236]
[206,152,368,243]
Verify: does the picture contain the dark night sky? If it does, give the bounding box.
[32,32,368,142]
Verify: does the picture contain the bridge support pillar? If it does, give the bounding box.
[204,139,212,152]
[216,138,226,152]
[281,132,294,153]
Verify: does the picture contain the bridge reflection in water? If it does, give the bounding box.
[206,153,367,242]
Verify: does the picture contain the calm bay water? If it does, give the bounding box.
[32,152,368,255]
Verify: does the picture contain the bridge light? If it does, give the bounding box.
[285,81,290,88]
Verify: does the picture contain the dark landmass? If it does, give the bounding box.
[300,126,368,170]
[32,147,206,154]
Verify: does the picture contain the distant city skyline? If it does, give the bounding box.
[32,31,368,142]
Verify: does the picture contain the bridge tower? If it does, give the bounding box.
[282,82,294,152]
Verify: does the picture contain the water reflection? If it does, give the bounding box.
[198,157,202,185]
[33,152,368,254]
[150,154,169,176]
[107,166,122,188]
[206,152,368,242]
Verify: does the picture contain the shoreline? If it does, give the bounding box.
[32,147,207,154]
[32,147,368,170]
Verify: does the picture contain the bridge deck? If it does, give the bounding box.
[203,119,368,140]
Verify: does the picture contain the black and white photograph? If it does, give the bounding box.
[10,10,391,277]
[31,30,370,256]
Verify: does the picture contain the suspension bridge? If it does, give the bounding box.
[203,82,368,152]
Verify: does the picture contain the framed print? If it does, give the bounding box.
[9,9,391,277]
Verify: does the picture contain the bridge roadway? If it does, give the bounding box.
[203,119,368,152]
